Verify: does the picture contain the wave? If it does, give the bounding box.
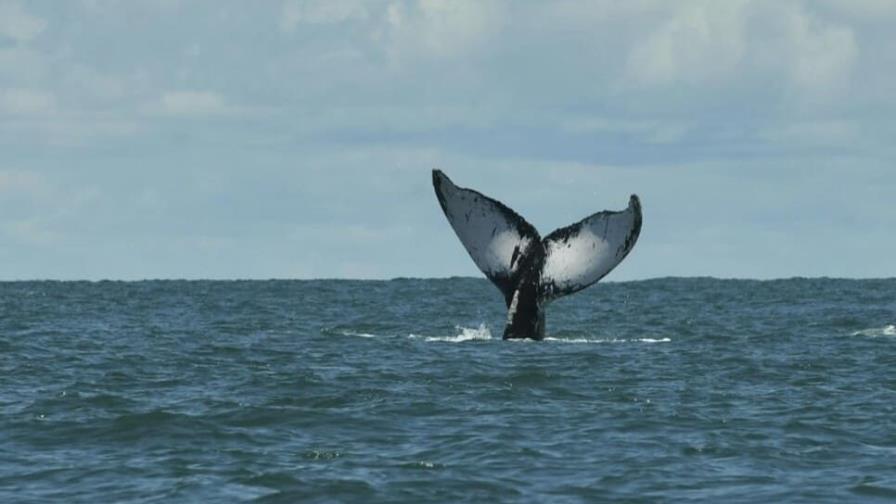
[339,330,377,338]
[851,325,896,337]
[543,337,671,344]
[411,325,670,344]
[331,324,670,344]
[320,328,378,338]
[409,324,494,342]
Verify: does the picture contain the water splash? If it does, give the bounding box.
[851,325,896,337]
[406,326,671,344]
[543,337,671,344]
[410,323,494,342]
[322,328,378,338]
[341,330,376,338]
[332,326,670,344]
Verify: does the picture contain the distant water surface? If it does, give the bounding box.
[2,278,896,502]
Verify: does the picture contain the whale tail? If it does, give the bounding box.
[432,170,642,340]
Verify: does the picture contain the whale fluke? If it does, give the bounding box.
[540,194,642,300]
[432,170,642,340]
[432,169,542,306]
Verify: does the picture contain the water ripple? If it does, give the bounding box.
[1,278,895,502]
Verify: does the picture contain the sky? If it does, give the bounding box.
[0,0,894,281]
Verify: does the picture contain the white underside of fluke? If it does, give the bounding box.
[432,170,538,282]
[540,195,641,299]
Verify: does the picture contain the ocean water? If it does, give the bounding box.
[2,277,895,503]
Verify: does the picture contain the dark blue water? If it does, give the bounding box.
[2,278,896,502]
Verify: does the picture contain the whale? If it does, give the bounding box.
[432,170,642,340]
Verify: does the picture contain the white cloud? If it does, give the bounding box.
[759,120,860,149]
[623,2,856,102]
[22,118,139,147]
[0,169,99,246]
[625,1,748,87]
[0,46,50,86]
[559,116,692,144]
[818,0,896,20]
[0,88,56,115]
[280,0,368,31]
[783,8,856,100]
[0,169,48,196]
[0,85,140,147]
[63,65,128,103]
[381,0,505,61]
[149,90,230,117]
[80,0,181,13]
[142,91,269,119]
[0,1,47,43]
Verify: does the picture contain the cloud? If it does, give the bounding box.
[146,90,232,117]
[380,0,505,61]
[80,0,182,13]
[0,46,50,86]
[759,120,859,149]
[784,8,856,100]
[0,1,46,43]
[0,169,99,247]
[819,0,896,20]
[0,169,48,196]
[0,1,892,279]
[62,65,129,104]
[280,0,368,31]
[624,2,748,88]
[623,2,856,102]
[0,86,138,147]
[0,87,56,115]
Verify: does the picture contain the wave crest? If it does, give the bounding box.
[410,323,494,342]
[543,337,671,344]
[851,325,896,337]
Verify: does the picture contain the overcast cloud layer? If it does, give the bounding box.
[1,0,894,280]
